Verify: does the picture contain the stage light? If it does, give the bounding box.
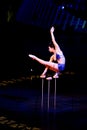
[61,6,64,9]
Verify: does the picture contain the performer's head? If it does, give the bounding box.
[48,42,55,53]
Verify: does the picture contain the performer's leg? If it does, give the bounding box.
[29,54,48,66]
[29,54,59,72]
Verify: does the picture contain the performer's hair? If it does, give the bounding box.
[48,42,55,49]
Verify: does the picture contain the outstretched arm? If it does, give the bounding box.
[50,26,61,51]
[40,55,54,78]
[40,67,48,77]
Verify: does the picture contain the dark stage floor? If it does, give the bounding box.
[0,75,87,130]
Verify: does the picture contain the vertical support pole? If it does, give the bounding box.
[48,79,50,110]
[53,75,59,110]
[54,78,57,110]
[46,77,52,111]
[41,76,45,110]
[41,78,44,109]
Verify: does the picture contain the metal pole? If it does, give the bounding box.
[41,78,44,109]
[40,75,46,110]
[54,78,56,110]
[46,77,52,111]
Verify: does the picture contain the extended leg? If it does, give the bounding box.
[29,54,59,72]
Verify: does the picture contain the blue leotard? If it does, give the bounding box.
[56,53,65,71]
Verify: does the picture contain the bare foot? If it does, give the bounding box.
[29,54,36,60]
[40,75,46,78]
[53,73,59,78]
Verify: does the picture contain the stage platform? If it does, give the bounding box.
[0,75,87,130]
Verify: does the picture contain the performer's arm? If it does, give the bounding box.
[41,67,48,76]
[50,26,61,51]
[40,55,54,77]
